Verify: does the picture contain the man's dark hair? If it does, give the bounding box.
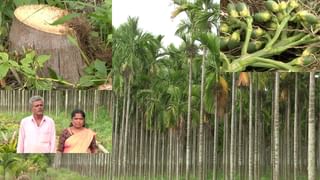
[69,109,86,127]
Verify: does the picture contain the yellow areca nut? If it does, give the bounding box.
[297,11,319,24]
[236,2,250,17]
[279,1,288,11]
[253,27,265,38]
[254,11,272,22]
[288,0,299,9]
[220,23,230,33]
[265,0,280,13]
[227,3,239,18]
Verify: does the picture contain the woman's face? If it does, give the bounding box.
[72,113,84,128]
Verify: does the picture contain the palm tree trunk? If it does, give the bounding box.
[119,81,127,177]
[148,130,152,178]
[244,122,249,180]
[308,72,316,180]
[186,57,193,180]
[271,85,274,179]
[168,128,172,180]
[198,48,206,180]
[192,125,197,177]
[223,115,226,178]
[286,89,291,180]
[230,72,236,180]
[132,106,138,176]
[318,113,320,178]
[254,74,259,180]
[213,93,218,180]
[248,72,253,180]
[281,126,284,179]
[153,127,157,176]
[260,96,265,178]
[139,109,144,177]
[128,108,134,176]
[122,77,131,177]
[223,114,228,179]
[273,72,280,180]
[238,88,243,180]
[227,113,230,180]
[175,132,180,180]
[112,95,119,177]
[161,131,165,177]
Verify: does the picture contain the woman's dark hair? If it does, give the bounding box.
[69,109,86,127]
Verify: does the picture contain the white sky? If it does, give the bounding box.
[113,0,220,47]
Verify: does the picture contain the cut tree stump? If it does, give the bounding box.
[9,4,85,84]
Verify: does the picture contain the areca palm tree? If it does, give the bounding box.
[172,1,219,178]
[113,17,163,176]
[308,72,316,180]
[136,42,188,129]
[293,73,299,180]
[197,34,220,179]
[230,72,237,180]
[248,72,254,180]
[200,34,220,180]
[172,7,198,180]
[212,92,219,180]
[273,72,280,180]
[113,1,221,177]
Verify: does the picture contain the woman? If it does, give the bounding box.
[57,109,97,153]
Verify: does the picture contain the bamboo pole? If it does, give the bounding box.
[65,90,68,117]
[93,90,98,122]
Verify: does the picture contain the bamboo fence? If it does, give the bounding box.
[0,89,113,121]
[52,153,112,179]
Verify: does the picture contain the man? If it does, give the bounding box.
[17,96,56,153]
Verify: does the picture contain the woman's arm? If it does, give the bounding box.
[89,136,98,153]
[57,129,70,152]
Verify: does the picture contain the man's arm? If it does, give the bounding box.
[16,121,25,153]
[50,120,56,153]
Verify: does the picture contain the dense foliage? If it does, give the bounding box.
[113,0,220,130]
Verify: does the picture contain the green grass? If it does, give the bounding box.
[1,168,98,180]
[0,107,112,152]
[29,168,96,180]
[206,171,309,180]
[0,154,110,179]
[113,176,199,180]
[75,172,311,180]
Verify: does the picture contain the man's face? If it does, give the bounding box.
[32,100,44,116]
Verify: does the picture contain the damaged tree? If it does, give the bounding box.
[9,4,85,84]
